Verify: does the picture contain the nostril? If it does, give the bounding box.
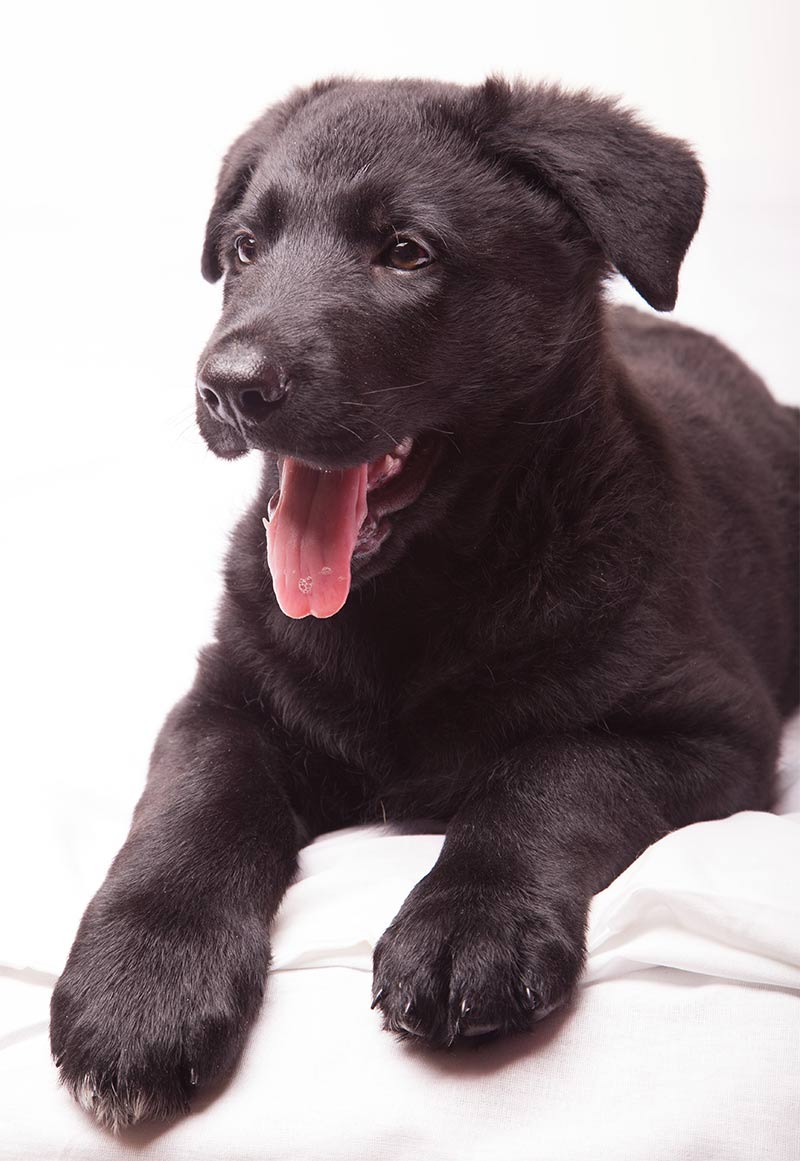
[238,387,281,420]
[198,385,221,411]
[254,365,286,404]
[239,388,265,414]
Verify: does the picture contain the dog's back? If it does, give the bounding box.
[610,305,799,715]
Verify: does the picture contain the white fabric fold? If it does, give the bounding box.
[267,809,800,997]
[586,811,800,987]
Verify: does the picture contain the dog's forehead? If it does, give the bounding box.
[256,83,476,191]
[233,81,516,240]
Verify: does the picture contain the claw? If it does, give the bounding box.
[460,998,471,1017]
[447,1018,462,1047]
[462,1021,502,1038]
[370,987,385,1010]
[189,1067,198,1087]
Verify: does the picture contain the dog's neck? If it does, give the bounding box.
[435,297,620,549]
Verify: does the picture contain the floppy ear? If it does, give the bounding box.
[481,79,706,311]
[201,79,345,283]
[201,128,265,283]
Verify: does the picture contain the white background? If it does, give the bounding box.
[1,0,798,959]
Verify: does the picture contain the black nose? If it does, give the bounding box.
[197,348,289,426]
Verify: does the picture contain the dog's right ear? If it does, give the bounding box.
[201,80,345,283]
[201,127,265,283]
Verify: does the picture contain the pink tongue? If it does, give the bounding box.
[266,457,368,619]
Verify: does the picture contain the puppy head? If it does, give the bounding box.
[196,77,704,617]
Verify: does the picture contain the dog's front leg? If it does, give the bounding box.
[371,730,722,1044]
[50,693,300,1129]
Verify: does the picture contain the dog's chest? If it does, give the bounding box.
[273,598,533,806]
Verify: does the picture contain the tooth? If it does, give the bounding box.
[367,455,393,491]
[266,489,280,522]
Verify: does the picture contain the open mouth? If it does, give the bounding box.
[264,433,441,619]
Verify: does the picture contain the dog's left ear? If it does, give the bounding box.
[480,79,706,311]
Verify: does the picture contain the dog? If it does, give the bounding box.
[50,76,799,1129]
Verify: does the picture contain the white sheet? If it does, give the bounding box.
[1,719,798,1160]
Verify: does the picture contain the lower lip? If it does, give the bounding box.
[357,433,441,551]
[353,514,392,558]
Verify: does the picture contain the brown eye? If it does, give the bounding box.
[383,238,433,271]
[234,234,257,264]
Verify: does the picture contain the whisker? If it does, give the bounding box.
[360,381,428,396]
[429,427,462,455]
[363,419,400,445]
[333,420,365,442]
[512,399,599,426]
[164,403,197,430]
[170,421,200,446]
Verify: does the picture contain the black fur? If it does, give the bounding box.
[51,77,799,1128]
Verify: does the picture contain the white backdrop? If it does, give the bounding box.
[1,0,798,1047]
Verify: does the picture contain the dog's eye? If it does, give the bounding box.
[382,238,433,271]
[234,234,257,265]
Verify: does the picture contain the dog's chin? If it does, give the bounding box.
[196,417,251,460]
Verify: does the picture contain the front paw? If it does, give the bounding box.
[50,893,270,1129]
[372,874,585,1046]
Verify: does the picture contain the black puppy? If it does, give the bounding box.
[51,77,799,1129]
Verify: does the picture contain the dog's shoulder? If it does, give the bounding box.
[607,303,796,468]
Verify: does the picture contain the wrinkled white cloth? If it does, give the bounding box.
[1,719,798,1160]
